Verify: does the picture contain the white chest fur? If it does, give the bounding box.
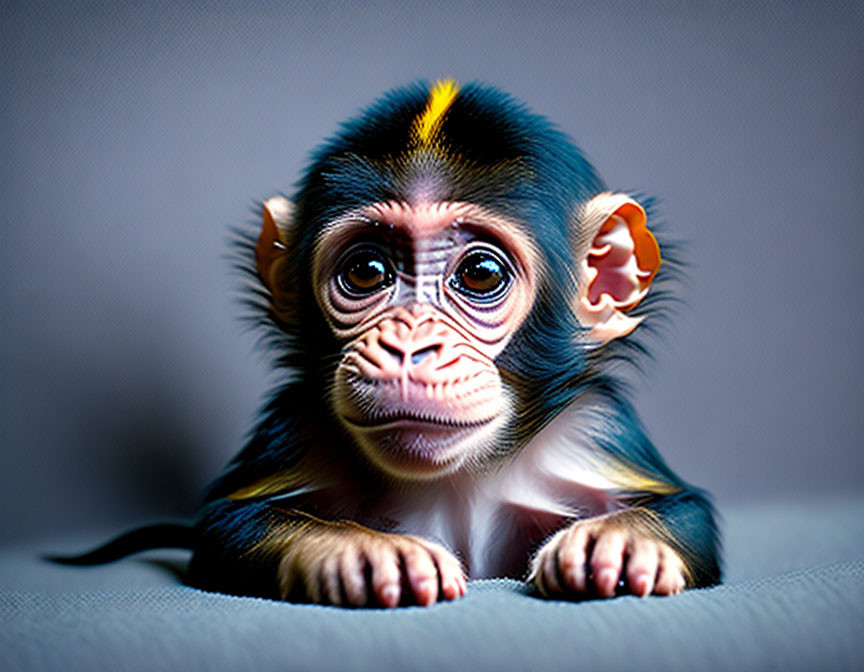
[381,397,625,578]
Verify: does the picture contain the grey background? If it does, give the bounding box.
[1,0,862,545]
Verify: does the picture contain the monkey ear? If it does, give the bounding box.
[573,193,661,344]
[255,196,300,325]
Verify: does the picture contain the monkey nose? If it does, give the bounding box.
[377,340,405,365]
[410,344,440,365]
[375,340,439,367]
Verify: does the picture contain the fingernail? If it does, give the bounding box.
[441,580,454,598]
[597,569,617,594]
[380,584,400,607]
[416,578,435,605]
[565,567,584,590]
[632,575,649,597]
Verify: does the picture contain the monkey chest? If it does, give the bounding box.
[368,483,620,580]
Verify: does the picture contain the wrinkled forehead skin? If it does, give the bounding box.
[291,80,607,271]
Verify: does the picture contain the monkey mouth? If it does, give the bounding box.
[342,413,496,431]
[335,376,506,434]
[340,411,504,480]
[332,372,509,479]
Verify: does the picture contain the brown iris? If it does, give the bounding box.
[338,249,394,296]
[451,250,510,302]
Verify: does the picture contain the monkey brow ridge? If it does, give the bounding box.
[412,79,459,148]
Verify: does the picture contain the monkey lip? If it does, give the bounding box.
[341,412,501,479]
[342,413,496,431]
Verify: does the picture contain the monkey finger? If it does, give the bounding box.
[589,531,625,598]
[413,538,466,600]
[276,551,302,601]
[339,546,368,607]
[540,546,565,596]
[303,559,324,604]
[624,538,659,598]
[653,548,686,596]
[366,543,402,608]
[321,552,342,605]
[558,526,589,593]
[527,546,550,596]
[399,543,439,606]
[653,564,683,596]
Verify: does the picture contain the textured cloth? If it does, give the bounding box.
[2,497,863,672]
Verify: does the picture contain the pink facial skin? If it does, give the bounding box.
[313,201,539,479]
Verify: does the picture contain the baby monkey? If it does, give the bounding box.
[55,81,720,607]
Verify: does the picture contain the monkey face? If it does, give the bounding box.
[313,201,539,480]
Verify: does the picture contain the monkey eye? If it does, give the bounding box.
[336,248,395,297]
[450,250,511,302]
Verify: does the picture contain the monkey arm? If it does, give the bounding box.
[592,392,722,589]
[189,389,466,606]
[631,488,721,589]
[529,488,719,598]
[531,388,721,597]
[189,497,315,599]
[190,497,466,605]
[188,384,327,598]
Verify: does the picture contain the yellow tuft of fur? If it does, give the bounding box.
[413,79,459,147]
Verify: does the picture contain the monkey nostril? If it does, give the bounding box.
[379,340,404,364]
[411,345,440,365]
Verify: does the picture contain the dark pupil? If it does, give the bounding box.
[344,254,387,292]
[460,255,504,293]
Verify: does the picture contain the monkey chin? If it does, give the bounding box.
[341,414,506,482]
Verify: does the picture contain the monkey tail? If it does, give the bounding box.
[45,523,194,566]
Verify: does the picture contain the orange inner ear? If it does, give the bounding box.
[584,201,660,312]
[574,199,661,344]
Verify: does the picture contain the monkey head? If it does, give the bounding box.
[253,81,662,481]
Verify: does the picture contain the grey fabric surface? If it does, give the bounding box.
[2,497,863,672]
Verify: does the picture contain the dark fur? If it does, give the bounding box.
[53,81,721,598]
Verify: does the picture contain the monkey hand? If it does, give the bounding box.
[277,520,467,608]
[530,511,687,599]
